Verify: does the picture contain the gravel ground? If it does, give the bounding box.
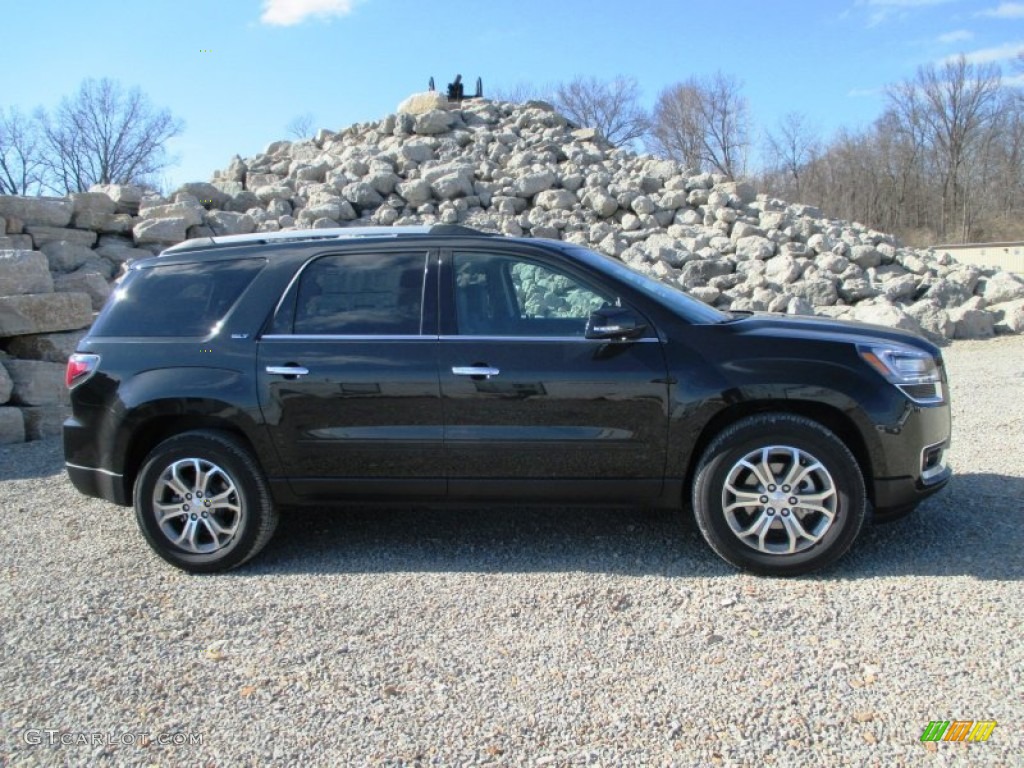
[1,336,1022,767]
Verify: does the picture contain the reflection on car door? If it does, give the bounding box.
[257,250,444,500]
[439,249,670,502]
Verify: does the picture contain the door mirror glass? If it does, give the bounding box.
[585,307,647,340]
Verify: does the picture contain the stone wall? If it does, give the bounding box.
[2,96,1023,444]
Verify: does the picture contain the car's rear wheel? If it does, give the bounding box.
[134,430,278,573]
[692,413,866,576]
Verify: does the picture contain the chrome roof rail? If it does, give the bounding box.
[160,224,489,254]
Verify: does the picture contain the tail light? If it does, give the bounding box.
[66,353,100,388]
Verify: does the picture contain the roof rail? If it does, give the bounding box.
[160,223,490,254]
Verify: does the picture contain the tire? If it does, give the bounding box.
[692,413,866,576]
[134,430,279,573]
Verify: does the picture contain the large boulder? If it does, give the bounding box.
[0,361,11,403]
[0,292,93,337]
[133,217,189,245]
[40,240,95,272]
[53,269,112,310]
[25,226,97,249]
[0,407,25,444]
[0,250,53,294]
[413,110,455,135]
[138,201,204,227]
[3,359,69,406]
[89,184,144,214]
[5,330,87,362]
[0,196,73,227]
[20,405,71,440]
[397,91,451,115]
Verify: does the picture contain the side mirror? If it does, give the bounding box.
[585,307,647,340]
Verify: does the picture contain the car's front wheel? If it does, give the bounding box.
[692,413,866,576]
[134,430,279,573]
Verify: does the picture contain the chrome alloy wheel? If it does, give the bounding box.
[721,445,838,555]
[151,458,243,554]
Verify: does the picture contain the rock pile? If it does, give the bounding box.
[1,96,1023,443]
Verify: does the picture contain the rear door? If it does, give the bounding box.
[257,248,444,500]
[439,247,670,502]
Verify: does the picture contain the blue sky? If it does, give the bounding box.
[2,0,1022,190]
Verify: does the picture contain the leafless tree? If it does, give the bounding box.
[888,56,1002,240]
[35,78,183,194]
[0,107,44,194]
[648,72,750,177]
[551,75,650,147]
[763,112,820,200]
[489,81,552,104]
[286,112,316,139]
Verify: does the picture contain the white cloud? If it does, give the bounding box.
[261,0,356,26]
[859,0,955,27]
[946,41,1024,64]
[937,29,974,44]
[978,2,1024,17]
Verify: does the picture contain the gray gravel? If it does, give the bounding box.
[1,336,1022,767]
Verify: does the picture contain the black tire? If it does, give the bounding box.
[134,430,279,573]
[692,413,866,576]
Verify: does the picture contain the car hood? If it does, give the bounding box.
[725,311,939,355]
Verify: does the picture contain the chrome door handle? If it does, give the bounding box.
[266,365,309,376]
[452,366,500,378]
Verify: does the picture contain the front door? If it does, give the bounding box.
[257,249,444,499]
[439,248,669,502]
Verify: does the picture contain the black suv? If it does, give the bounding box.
[63,225,951,575]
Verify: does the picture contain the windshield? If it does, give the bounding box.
[555,243,730,324]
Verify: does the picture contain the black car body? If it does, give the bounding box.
[63,225,951,574]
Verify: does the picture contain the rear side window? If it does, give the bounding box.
[91,259,264,337]
[290,252,426,335]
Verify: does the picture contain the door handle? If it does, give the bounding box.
[452,366,500,378]
[266,365,309,377]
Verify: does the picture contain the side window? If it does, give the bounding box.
[91,259,265,337]
[293,252,425,335]
[453,252,614,337]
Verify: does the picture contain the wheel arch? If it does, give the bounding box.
[684,400,875,506]
[121,415,264,502]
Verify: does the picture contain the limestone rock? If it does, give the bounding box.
[4,359,69,406]
[0,250,53,295]
[0,407,25,444]
[133,217,189,245]
[0,292,93,337]
[0,361,11,403]
[6,330,87,362]
[40,240,95,273]
[20,405,71,440]
[53,269,112,310]
[25,226,97,249]
[0,196,73,227]
[397,91,451,115]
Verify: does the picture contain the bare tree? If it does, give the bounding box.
[489,81,552,104]
[763,112,820,199]
[648,72,750,177]
[286,112,316,139]
[35,78,184,194]
[552,75,649,147]
[888,57,1001,240]
[0,107,44,194]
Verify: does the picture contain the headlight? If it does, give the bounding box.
[858,344,944,404]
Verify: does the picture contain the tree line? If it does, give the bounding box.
[498,55,1024,245]
[4,60,1022,246]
